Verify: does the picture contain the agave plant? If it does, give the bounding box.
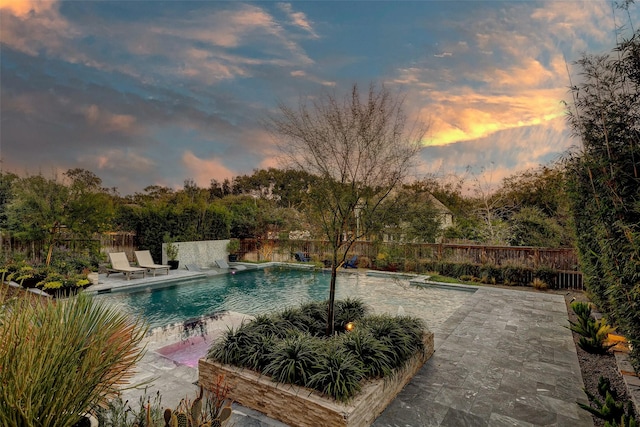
[569,301,617,354]
[0,292,147,427]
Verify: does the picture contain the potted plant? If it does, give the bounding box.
[165,237,180,270]
[227,238,240,262]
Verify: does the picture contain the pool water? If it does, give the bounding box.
[98,267,474,332]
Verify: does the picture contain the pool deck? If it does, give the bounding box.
[93,268,593,427]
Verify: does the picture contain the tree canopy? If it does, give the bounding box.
[267,82,426,335]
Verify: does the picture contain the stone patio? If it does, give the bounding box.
[95,270,593,426]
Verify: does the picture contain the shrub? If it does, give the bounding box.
[532,278,548,291]
[360,314,425,366]
[340,329,395,378]
[578,376,637,426]
[207,300,428,402]
[0,292,147,427]
[334,297,369,331]
[534,267,556,289]
[263,333,322,386]
[207,323,262,366]
[308,347,365,402]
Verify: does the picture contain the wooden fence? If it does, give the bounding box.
[1,232,138,262]
[240,239,584,290]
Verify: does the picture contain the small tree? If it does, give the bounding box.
[267,83,425,335]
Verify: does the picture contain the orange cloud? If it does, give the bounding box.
[182,151,236,187]
[416,87,567,147]
[0,0,56,16]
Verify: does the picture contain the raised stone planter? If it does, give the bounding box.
[198,330,434,427]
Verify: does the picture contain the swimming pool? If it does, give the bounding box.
[97,267,475,332]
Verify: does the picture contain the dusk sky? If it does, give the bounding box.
[1,0,637,195]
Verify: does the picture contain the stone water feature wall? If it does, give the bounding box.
[161,239,229,268]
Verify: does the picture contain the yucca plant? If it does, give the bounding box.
[0,292,147,427]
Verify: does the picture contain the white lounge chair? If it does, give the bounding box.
[215,259,246,271]
[107,252,146,280]
[134,250,170,276]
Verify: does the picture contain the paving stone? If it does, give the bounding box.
[120,282,593,426]
[439,408,488,427]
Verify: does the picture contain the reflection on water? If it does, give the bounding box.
[98,268,474,332]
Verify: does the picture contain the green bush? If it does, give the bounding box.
[308,347,365,403]
[264,333,322,386]
[340,329,395,378]
[207,299,427,402]
[534,267,556,289]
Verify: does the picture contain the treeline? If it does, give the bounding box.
[0,161,576,264]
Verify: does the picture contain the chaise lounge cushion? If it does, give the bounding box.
[107,252,146,280]
[134,250,170,276]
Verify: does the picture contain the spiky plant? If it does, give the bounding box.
[361,314,425,366]
[569,301,616,354]
[340,328,395,378]
[334,297,369,331]
[263,332,322,386]
[207,323,262,366]
[308,346,365,402]
[0,292,147,427]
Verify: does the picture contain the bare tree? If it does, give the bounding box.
[266,83,426,335]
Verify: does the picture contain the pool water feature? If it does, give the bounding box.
[98,267,475,334]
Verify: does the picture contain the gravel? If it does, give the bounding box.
[563,290,631,426]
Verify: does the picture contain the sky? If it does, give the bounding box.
[1,0,637,196]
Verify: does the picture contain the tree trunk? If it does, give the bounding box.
[326,255,338,336]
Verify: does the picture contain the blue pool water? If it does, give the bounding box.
[98,267,475,331]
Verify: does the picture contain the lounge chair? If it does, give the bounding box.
[107,252,146,280]
[215,259,246,271]
[343,255,358,269]
[294,251,310,262]
[134,250,170,277]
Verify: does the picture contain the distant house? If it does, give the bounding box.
[427,193,454,231]
[383,193,453,243]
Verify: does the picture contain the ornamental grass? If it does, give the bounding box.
[207,297,426,402]
[0,289,147,427]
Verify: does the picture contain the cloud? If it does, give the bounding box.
[83,105,137,133]
[0,0,57,16]
[80,149,155,174]
[182,151,237,188]
[416,116,570,193]
[278,2,319,38]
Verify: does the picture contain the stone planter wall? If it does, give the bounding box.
[199,331,434,427]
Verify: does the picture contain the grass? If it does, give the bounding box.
[425,273,477,285]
